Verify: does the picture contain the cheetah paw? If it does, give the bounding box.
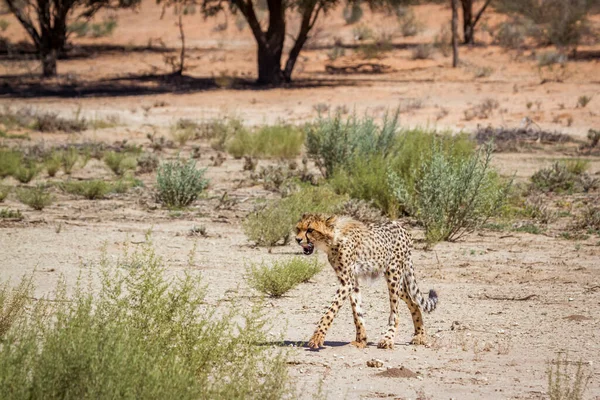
[350,340,367,349]
[377,338,395,349]
[308,332,325,349]
[411,334,428,345]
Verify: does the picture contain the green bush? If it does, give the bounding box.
[246,257,322,297]
[305,111,400,178]
[16,185,53,210]
[32,111,87,133]
[329,128,474,218]
[330,155,399,218]
[0,149,22,178]
[243,186,347,246]
[44,152,62,177]
[0,273,34,338]
[227,124,305,159]
[0,185,10,202]
[156,158,208,208]
[530,160,593,193]
[103,151,137,176]
[60,148,79,175]
[0,208,23,220]
[59,180,113,200]
[390,142,512,245]
[0,245,290,400]
[13,162,38,184]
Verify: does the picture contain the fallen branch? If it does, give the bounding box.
[483,294,537,301]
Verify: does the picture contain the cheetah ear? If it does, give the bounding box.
[325,215,336,227]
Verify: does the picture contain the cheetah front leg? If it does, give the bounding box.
[378,267,401,349]
[308,283,352,349]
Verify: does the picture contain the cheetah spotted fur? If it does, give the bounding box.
[295,213,438,349]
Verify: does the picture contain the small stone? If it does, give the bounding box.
[367,359,384,368]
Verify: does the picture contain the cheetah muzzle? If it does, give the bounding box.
[301,242,314,255]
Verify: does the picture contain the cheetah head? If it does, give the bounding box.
[295,213,335,255]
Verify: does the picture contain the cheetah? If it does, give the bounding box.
[295,213,438,350]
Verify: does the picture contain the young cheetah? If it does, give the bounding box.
[295,213,438,349]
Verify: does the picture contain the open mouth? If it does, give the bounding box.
[302,243,314,255]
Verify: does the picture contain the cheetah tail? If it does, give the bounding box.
[405,274,438,313]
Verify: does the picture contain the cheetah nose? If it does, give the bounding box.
[296,237,302,244]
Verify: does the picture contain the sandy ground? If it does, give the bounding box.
[1,2,600,399]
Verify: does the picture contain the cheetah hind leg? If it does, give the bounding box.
[407,299,428,346]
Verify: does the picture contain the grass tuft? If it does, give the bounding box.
[156,158,208,208]
[16,185,53,210]
[246,257,322,297]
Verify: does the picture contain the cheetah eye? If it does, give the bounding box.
[307,228,314,234]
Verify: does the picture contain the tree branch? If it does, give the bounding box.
[283,0,321,80]
[4,0,42,47]
[473,0,492,28]
[232,0,267,47]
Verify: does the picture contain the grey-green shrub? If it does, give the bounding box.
[530,160,594,193]
[243,186,347,246]
[0,244,290,400]
[305,111,400,178]
[389,142,512,244]
[156,158,208,208]
[16,185,53,210]
[328,128,474,218]
[246,257,322,297]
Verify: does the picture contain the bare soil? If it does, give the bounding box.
[1,2,600,399]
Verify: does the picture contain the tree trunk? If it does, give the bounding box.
[257,44,284,85]
[451,0,459,68]
[41,47,58,77]
[461,0,474,45]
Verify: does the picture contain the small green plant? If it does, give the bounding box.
[156,158,208,208]
[16,185,53,210]
[305,110,400,178]
[136,152,159,174]
[246,257,322,297]
[530,161,593,193]
[576,95,592,108]
[547,352,591,400]
[0,208,23,220]
[60,148,79,175]
[59,180,113,200]
[0,186,10,202]
[0,19,9,32]
[356,36,393,59]
[390,142,512,245]
[243,186,347,246]
[352,24,373,41]
[44,152,62,177]
[0,149,23,178]
[0,273,34,338]
[170,119,199,146]
[13,162,38,184]
[227,123,305,159]
[513,223,542,235]
[103,151,137,176]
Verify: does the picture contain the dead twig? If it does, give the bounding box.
[483,294,537,301]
